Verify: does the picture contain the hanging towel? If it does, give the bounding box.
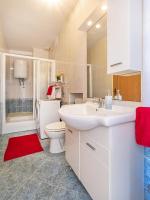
[136,107,150,147]
[47,86,53,96]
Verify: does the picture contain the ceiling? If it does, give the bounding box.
[0,0,78,51]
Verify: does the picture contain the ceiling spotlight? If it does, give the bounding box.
[96,24,101,29]
[101,5,107,11]
[87,20,93,27]
[47,0,59,5]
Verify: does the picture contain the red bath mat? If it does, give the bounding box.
[4,134,43,161]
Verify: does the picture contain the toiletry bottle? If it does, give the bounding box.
[114,88,118,100]
[117,90,122,101]
[105,90,112,110]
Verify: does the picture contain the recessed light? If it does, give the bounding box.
[47,0,59,5]
[96,24,101,29]
[101,5,107,11]
[87,20,93,27]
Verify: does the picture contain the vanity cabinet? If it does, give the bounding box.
[107,0,142,74]
[65,123,144,200]
[65,126,80,177]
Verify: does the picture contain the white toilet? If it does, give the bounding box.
[45,121,65,154]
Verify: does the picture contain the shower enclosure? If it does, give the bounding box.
[6,56,33,123]
[0,52,56,134]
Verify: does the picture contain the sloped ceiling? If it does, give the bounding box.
[0,0,78,51]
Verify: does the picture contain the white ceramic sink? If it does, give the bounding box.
[59,103,136,131]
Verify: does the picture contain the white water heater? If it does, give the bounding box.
[14,59,27,79]
[14,59,28,87]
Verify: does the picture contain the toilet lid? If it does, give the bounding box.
[46,121,65,131]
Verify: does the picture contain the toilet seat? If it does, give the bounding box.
[46,121,65,132]
[45,129,65,138]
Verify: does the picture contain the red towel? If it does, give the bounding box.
[47,86,53,96]
[136,107,150,147]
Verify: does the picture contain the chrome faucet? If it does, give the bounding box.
[93,97,105,109]
[98,98,105,108]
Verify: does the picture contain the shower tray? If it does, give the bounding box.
[6,112,33,122]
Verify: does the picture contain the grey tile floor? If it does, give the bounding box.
[0,131,92,200]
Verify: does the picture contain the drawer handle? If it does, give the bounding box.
[110,62,123,67]
[86,143,96,151]
[68,129,72,133]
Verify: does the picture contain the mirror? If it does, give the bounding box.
[87,15,141,102]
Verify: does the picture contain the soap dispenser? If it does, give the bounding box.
[105,90,112,110]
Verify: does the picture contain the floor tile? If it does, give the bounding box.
[0,131,92,200]
[34,182,56,200]
[11,177,41,200]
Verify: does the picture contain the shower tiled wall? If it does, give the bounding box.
[6,57,33,100]
[6,98,33,113]
[145,148,150,200]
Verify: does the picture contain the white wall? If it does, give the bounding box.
[0,56,3,134]
[50,0,104,103]
[0,23,7,51]
[33,48,49,59]
[0,23,7,134]
[142,2,150,199]
[87,36,112,97]
[142,0,150,106]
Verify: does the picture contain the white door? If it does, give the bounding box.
[107,0,129,73]
[80,142,109,200]
[107,0,142,74]
[65,127,80,176]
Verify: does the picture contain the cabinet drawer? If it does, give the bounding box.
[80,144,109,200]
[80,133,109,166]
[81,126,109,149]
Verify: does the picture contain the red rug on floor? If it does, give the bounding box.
[4,134,43,161]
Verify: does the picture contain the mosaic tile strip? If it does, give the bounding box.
[6,98,33,113]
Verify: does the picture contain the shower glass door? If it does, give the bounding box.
[5,55,34,122]
[33,60,52,133]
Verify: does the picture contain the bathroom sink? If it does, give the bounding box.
[59,103,136,131]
